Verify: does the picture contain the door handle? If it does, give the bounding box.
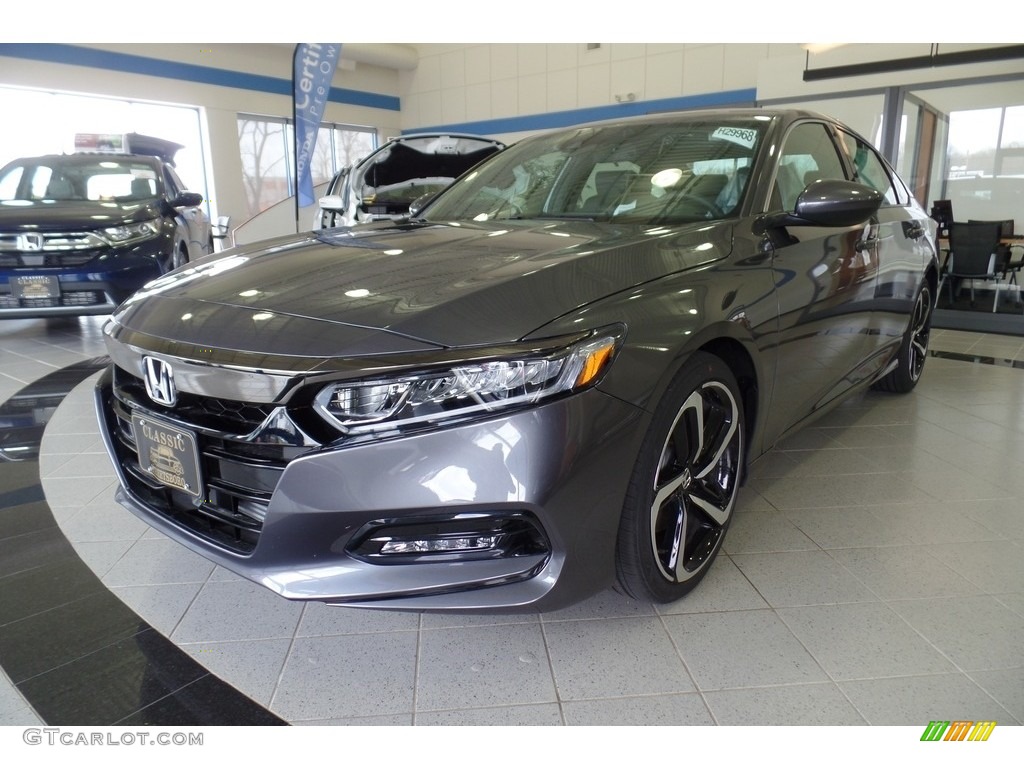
[902,221,926,240]
[856,236,879,251]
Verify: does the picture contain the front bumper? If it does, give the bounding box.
[95,365,647,611]
[0,247,166,318]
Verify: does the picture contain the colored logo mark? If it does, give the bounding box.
[920,721,996,741]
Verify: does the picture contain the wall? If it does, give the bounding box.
[401,43,1024,141]
[401,43,804,143]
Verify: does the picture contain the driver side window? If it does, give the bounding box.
[163,167,183,199]
[770,122,847,212]
[836,129,901,206]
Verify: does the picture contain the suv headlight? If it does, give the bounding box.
[314,329,622,434]
[101,219,161,246]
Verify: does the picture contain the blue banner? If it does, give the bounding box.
[293,43,341,215]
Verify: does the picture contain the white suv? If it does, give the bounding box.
[316,133,505,229]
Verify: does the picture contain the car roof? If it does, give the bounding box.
[4,133,184,168]
[3,153,164,167]
[549,107,831,130]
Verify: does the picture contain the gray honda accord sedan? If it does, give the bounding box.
[95,109,939,611]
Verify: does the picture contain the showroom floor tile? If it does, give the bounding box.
[0,318,1022,726]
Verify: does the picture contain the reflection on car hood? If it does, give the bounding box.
[114,220,732,354]
[0,199,163,231]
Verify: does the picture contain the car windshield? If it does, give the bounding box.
[0,156,161,203]
[423,118,764,225]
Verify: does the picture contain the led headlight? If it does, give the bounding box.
[314,330,622,433]
[101,219,161,246]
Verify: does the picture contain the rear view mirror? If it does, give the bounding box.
[760,180,883,231]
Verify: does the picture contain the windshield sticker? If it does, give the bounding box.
[710,126,758,149]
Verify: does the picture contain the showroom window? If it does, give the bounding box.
[317,124,377,186]
[943,105,1024,220]
[237,115,375,218]
[238,115,292,218]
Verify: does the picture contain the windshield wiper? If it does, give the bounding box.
[535,213,597,221]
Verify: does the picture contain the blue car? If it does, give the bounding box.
[0,135,211,319]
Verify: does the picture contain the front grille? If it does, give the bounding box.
[115,368,275,435]
[104,366,312,555]
[0,230,105,254]
[0,251,100,268]
[0,290,105,309]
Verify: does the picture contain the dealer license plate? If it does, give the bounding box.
[131,413,203,499]
[12,275,60,300]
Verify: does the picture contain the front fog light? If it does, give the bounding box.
[348,513,549,562]
[379,535,499,554]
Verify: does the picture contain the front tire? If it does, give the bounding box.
[873,281,933,394]
[162,242,189,273]
[616,352,744,603]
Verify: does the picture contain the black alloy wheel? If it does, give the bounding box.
[617,352,744,603]
[873,282,933,393]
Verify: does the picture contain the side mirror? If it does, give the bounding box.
[212,215,231,239]
[760,180,883,231]
[408,192,437,218]
[319,194,345,213]
[170,191,204,208]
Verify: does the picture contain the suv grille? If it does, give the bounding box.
[102,366,314,555]
[0,231,106,267]
[0,252,100,267]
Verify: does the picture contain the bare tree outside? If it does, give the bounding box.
[238,116,375,218]
[312,126,334,187]
[238,116,290,218]
[335,127,375,169]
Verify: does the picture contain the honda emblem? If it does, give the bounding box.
[17,233,44,252]
[143,357,177,407]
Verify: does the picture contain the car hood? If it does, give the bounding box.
[0,199,163,231]
[352,135,505,191]
[112,219,732,357]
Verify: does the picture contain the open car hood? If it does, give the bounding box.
[352,134,505,194]
[123,133,184,165]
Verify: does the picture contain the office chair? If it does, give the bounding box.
[938,221,1004,311]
